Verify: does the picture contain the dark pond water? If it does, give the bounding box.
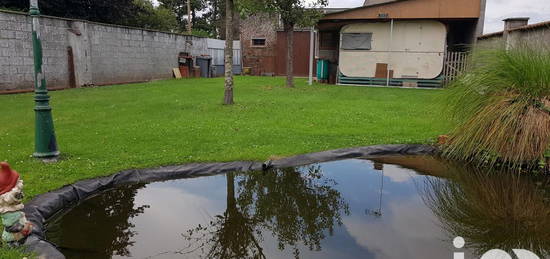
[45,156,550,259]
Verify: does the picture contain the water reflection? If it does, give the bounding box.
[47,184,149,258]
[183,166,350,258]
[420,163,550,257]
[43,157,550,259]
[365,162,384,218]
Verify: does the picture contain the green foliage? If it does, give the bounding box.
[239,0,328,27]
[0,0,27,12]
[0,0,167,29]
[0,77,448,201]
[191,29,213,37]
[0,6,25,13]
[0,246,33,259]
[158,0,208,32]
[0,0,226,38]
[444,44,550,169]
[202,0,230,39]
[131,0,179,32]
[42,0,142,26]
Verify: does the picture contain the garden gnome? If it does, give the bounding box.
[0,162,33,246]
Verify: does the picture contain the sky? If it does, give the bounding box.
[152,0,550,34]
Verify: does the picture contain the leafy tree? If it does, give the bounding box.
[201,0,240,39]
[240,0,328,87]
[158,0,207,33]
[46,0,141,26]
[202,0,224,38]
[131,0,179,32]
[0,0,170,30]
[0,0,26,12]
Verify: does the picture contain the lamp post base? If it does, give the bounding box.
[33,151,60,159]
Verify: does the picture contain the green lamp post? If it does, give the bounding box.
[30,0,60,159]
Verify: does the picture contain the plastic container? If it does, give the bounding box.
[317,59,329,80]
[196,56,212,78]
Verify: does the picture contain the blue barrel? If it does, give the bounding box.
[317,60,329,80]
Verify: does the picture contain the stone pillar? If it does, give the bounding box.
[67,21,93,87]
[503,17,529,49]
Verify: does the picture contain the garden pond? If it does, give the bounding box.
[44,156,550,259]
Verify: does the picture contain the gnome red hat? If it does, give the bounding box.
[0,162,20,196]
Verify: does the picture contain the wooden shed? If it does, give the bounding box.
[317,0,487,87]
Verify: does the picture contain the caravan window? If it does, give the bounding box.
[341,33,373,50]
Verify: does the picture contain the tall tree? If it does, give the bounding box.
[223,0,235,105]
[131,0,179,32]
[158,0,207,33]
[0,0,178,31]
[240,0,327,87]
[205,0,225,38]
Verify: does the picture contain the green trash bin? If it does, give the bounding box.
[317,59,329,81]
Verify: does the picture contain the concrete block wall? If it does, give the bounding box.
[0,11,69,91]
[478,21,550,49]
[508,26,550,47]
[0,10,209,92]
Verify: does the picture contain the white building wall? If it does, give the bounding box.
[339,20,447,79]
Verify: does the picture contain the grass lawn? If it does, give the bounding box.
[1,76,450,200]
[0,76,450,258]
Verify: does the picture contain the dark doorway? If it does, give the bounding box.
[67,47,77,88]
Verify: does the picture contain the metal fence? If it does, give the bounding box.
[207,39,242,76]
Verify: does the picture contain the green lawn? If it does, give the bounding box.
[1,76,450,200]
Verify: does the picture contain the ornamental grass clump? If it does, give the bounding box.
[444,44,550,169]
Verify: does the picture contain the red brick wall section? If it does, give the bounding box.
[240,14,278,76]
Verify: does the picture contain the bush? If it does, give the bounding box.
[444,44,550,169]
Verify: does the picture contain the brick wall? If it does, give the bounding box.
[240,14,278,76]
[0,10,209,92]
[0,11,69,91]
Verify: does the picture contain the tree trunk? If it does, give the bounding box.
[223,0,234,105]
[226,172,235,210]
[285,23,295,88]
[187,0,192,34]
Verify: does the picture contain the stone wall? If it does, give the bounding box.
[478,21,550,49]
[0,10,209,92]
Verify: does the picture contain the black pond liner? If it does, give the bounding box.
[21,144,437,259]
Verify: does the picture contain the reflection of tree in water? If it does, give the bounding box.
[47,184,149,259]
[184,172,264,258]
[421,166,550,257]
[184,165,349,259]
